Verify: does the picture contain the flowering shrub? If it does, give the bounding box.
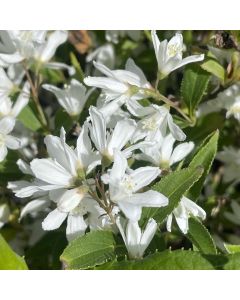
[1,30,240,270]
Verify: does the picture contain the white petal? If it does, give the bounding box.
[16,159,33,175]
[84,76,127,94]
[160,134,175,162]
[20,199,49,220]
[30,158,72,186]
[172,54,205,72]
[131,166,160,191]
[5,135,21,149]
[118,202,142,221]
[0,116,15,134]
[107,119,136,156]
[60,127,78,176]
[166,214,173,232]
[57,188,84,213]
[167,113,186,141]
[42,208,67,231]
[66,214,87,241]
[129,190,169,208]
[151,30,160,66]
[89,106,107,152]
[125,58,149,86]
[140,218,157,252]
[38,30,68,62]
[110,149,127,182]
[170,142,194,165]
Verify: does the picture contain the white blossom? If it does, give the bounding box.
[116,217,157,259]
[102,149,168,221]
[84,58,152,113]
[136,133,194,169]
[167,196,206,234]
[151,30,204,79]
[132,105,186,142]
[43,79,92,117]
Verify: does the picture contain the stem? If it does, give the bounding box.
[144,88,192,123]
[22,63,49,133]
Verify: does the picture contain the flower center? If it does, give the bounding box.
[142,117,158,131]
[167,44,182,58]
[122,175,136,194]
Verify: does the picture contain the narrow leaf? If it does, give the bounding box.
[181,64,210,116]
[187,130,219,200]
[187,217,217,254]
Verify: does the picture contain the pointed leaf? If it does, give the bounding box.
[187,130,219,200]
[181,64,210,116]
[60,230,116,269]
[187,217,217,254]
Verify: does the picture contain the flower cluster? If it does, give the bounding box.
[1,30,208,260]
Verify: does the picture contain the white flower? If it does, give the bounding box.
[0,204,10,228]
[167,196,206,234]
[34,30,74,75]
[43,79,92,117]
[132,105,186,142]
[151,31,204,79]
[86,43,115,73]
[116,217,157,259]
[102,150,168,221]
[42,196,101,241]
[84,58,152,112]
[0,31,47,65]
[198,84,240,122]
[0,117,22,162]
[137,133,194,169]
[0,31,73,74]
[88,106,140,161]
[0,82,30,118]
[216,147,240,183]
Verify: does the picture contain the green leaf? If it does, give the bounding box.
[224,244,240,254]
[187,217,217,254]
[142,166,203,224]
[0,234,28,270]
[60,230,117,269]
[70,52,85,82]
[96,250,215,270]
[18,105,42,131]
[187,130,219,200]
[200,58,225,83]
[181,64,210,116]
